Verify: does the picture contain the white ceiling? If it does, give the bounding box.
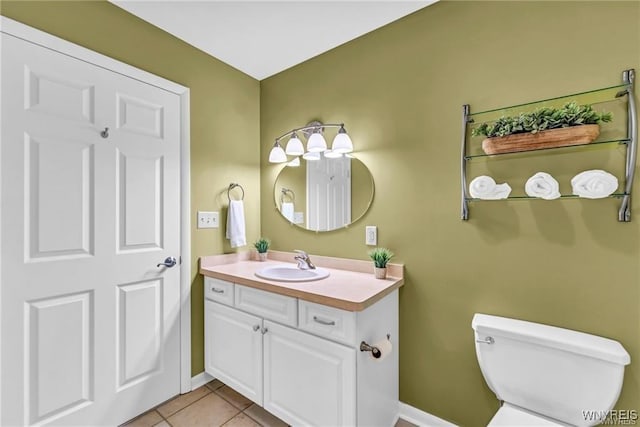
[110,1,437,80]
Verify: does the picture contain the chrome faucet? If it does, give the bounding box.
[294,250,316,270]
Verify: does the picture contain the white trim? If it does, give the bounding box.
[191,372,214,390]
[398,402,458,427]
[0,17,187,94]
[179,91,192,393]
[0,15,192,396]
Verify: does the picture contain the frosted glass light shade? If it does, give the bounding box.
[286,157,300,167]
[324,149,342,159]
[307,132,327,152]
[269,143,287,163]
[302,151,320,161]
[285,133,304,156]
[331,127,353,153]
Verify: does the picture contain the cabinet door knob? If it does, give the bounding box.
[261,327,268,335]
[253,324,260,332]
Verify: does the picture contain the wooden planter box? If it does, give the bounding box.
[481,124,600,155]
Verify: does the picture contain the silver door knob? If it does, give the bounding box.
[157,256,177,268]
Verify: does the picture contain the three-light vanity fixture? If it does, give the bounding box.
[269,121,354,165]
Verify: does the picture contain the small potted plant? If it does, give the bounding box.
[368,247,394,279]
[253,237,270,261]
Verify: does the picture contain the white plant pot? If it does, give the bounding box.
[374,267,387,279]
[257,252,268,262]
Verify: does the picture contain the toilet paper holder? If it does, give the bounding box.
[360,334,390,359]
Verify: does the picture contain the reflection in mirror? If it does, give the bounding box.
[274,154,374,232]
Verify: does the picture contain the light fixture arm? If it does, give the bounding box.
[275,123,345,142]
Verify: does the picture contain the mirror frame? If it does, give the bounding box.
[273,155,375,232]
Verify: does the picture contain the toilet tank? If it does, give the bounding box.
[472,314,630,427]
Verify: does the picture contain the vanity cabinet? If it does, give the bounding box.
[203,276,398,427]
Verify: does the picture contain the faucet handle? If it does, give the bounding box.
[293,249,308,257]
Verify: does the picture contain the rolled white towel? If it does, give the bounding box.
[525,172,561,200]
[469,176,512,200]
[571,170,619,199]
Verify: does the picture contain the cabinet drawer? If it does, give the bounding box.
[235,285,297,327]
[204,277,234,306]
[298,300,356,346]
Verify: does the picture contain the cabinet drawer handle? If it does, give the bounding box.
[253,324,260,332]
[261,327,268,335]
[313,316,336,326]
[211,287,225,294]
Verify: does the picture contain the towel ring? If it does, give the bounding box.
[280,188,295,205]
[227,183,245,201]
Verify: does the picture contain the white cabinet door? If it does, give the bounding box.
[205,301,263,405]
[263,321,356,426]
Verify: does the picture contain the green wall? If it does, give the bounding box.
[0,0,261,376]
[3,1,639,424]
[260,2,640,425]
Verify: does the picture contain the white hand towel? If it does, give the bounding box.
[226,200,246,248]
[571,170,618,199]
[525,172,561,200]
[281,202,294,222]
[469,176,512,200]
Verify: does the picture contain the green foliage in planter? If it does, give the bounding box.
[471,102,612,138]
[253,237,270,253]
[368,247,394,268]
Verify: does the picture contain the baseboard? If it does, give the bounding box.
[398,402,458,427]
[190,374,455,426]
[191,372,214,390]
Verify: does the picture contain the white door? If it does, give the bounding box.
[204,301,263,405]
[263,321,356,426]
[307,154,351,231]
[1,33,181,426]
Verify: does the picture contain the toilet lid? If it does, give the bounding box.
[488,403,565,426]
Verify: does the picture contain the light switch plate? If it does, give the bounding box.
[198,211,219,228]
[365,226,377,246]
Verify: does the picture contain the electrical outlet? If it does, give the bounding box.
[365,226,377,246]
[198,211,219,229]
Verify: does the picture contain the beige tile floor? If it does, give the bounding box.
[122,379,416,427]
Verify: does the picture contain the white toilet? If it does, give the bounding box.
[472,313,631,426]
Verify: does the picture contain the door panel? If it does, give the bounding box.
[25,292,94,425]
[24,66,96,125]
[116,279,163,391]
[116,93,164,139]
[25,134,95,260]
[1,32,182,426]
[116,150,164,252]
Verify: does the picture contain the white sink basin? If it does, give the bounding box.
[255,265,330,282]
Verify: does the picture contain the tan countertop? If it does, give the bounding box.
[199,251,404,312]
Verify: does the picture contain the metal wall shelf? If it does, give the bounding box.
[461,69,637,221]
[466,193,629,202]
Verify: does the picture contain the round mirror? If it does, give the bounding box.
[274,154,374,232]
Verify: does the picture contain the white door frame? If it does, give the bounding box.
[0,16,193,395]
